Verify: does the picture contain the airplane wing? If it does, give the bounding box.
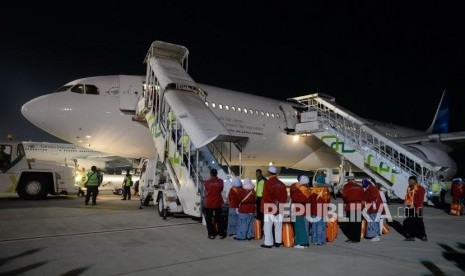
[396,131,465,145]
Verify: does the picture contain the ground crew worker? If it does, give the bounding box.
[290,175,312,248]
[204,169,226,239]
[255,169,266,225]
[85,165,101,205]
[403,175,427,241]
[260,166,288,248]
[76,167,86,197]
[431,178,441,208]
[342,175,364,243]
[121,169,132,200]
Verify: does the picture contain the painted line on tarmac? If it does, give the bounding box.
[0,222,199,243]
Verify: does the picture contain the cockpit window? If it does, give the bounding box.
[85,85,99,95]
[71,84,85,94]
[55,85,73,92]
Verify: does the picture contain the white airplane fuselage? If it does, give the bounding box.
[21,75,457,179]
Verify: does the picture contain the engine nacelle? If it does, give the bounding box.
[407,144,457,180]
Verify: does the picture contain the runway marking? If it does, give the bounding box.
[0,222,199,243]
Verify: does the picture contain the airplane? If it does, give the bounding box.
[23,141,133,172]
[21,75,464,183]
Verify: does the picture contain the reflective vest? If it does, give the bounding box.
[86,171,100,186]
[255,176,266,197]
[124,175,132,187]
[431,182,440,196]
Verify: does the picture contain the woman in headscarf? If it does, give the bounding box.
[310,178,331,245]
[235,178,256,240]
[227,177,242,237]
[290,175,312,248]
[363,179,383,242]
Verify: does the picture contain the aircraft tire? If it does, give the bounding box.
[157,194,168,219]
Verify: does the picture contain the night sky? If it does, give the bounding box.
[1,2,464,174]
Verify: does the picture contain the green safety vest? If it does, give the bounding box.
[181,135,190,152]
[255,177,266,197]
[86,171,100,186]
[431,182,440,196]
[124,175,132,187]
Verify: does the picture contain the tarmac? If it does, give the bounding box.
[0,192,464,276]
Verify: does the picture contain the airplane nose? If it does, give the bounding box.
[21,94,51,128]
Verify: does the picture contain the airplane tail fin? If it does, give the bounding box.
[426,90,449,134]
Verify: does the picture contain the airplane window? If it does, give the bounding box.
[71,84,84,94]
[212,103,216,108]
[266,112,270,117]
[205,101,209,106]
[85,85,99,95]
[219,104,223,109]
[276,113,280,119]
[255,110,259,115]
[55,85,73,92]
[237,107,242,112]
[244,108,248,114]
[260,111,265,116]
[249,109,253,114]
[231,106,236,111]
[271,113,275,118]
[225,105,229,111]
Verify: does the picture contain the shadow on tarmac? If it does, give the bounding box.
[0,247,91,276]
[421,242,465,275]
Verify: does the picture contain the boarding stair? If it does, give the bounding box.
[288,93,440,199]
[134,41,247,218]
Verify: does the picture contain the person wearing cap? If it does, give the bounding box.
[204,169,226,239]
[290,175,312,248]
[403,175,427,241]
[362,179,383,242]
[255,169,267,227]
[342,174,364,243]
[310,177,331,245]
[260,166,288,248]
[227,177,243,237]
[235,178,256,240]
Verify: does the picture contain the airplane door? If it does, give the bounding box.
[119,75,142,112]
[279,104,302,132]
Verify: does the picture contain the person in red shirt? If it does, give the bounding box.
[451,178,463,203]
[310,179,330,245]
[260,166,288,248]
[362,179,383,242]
[203,169,226,239]
[227,177,242,237]
[235,178,256,240]
[342,175,365,243]
[403,175,427,241]
[290,175,312,248]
